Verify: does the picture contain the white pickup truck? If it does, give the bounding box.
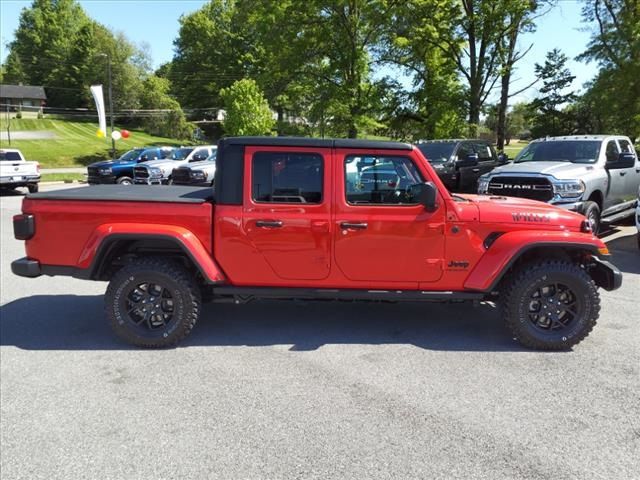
[478,135,640,232]
[0,149,40,193]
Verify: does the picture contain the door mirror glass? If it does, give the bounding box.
[607,152,636,169]
[497,153,509,164]
[409,182,438,212]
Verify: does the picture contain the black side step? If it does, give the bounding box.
[211,286,485,303]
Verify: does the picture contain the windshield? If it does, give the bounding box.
[169,148,194,160]
[118,149,144,162]
[515,141,601,164]
[416,143,456,162]
[0,151,22,161]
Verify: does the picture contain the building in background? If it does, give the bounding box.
[0,84,47,112]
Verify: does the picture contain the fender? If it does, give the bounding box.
[77,223,226,283]
[464,230,607,292]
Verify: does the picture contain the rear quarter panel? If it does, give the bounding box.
[21,198,213,268]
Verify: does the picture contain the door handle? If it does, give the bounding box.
[255,220,283,228]
[620,172,627,176]
[340,222,368,230]
[472,168,480,173]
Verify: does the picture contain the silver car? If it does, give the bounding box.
[171,150,217,186]
[133,146,216,185]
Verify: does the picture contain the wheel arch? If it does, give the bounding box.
[587,190,604,209]
[464,231,607,293]
[78,224,225,284]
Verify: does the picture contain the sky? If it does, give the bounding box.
[0,0,599,105]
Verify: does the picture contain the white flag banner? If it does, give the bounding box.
[90,85,107,138]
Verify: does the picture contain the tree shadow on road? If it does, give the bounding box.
[0,294,529,352]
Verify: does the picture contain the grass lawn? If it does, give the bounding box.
[0,117,188,168]
[40,173,86,183]
[503,140,528,159]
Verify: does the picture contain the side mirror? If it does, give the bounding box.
[497,153,509,164]
[458,153,479,167]
[140,155,148,162]
[410,182,438,212]
[607,152,636,169]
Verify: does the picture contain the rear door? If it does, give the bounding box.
[334,149,445,285]
[617,138,640,202]
[241,146,332,281]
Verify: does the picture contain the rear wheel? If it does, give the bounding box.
[501,260,600,350]
[105,257,201,347]
[27,184,39,193]
[116,176,133,185]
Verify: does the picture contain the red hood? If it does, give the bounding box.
[458,194,586,230]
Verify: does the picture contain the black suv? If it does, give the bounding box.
[415,139,506,192]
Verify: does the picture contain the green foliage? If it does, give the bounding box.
[139,75,193,140]
[528,49,577,137]
[220,79,275,136]
[577,0,639,141]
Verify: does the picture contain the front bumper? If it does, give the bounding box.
[87,175,116,184]
[134,177,165,185]
[589,256,622,291]
[11,257,41,278]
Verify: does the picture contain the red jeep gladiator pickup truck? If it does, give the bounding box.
[12,137,622,349]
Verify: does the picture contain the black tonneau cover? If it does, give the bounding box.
[27,185,214,204]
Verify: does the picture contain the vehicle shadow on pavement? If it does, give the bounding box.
[0,294,527,352]
[606,234,640,275]
[0,189,25,197]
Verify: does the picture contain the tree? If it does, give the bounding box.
[139,75,193,139]
[578,0,639,140]
[220,79,275,136]
[529,48,576,137]
[495,0,549,150]
[381,0,467,139]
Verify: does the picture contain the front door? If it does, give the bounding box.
[242,146,332,282]
[334,149,445,285]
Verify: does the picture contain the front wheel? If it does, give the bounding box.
[116,176,133,185]
[582,201,601,234]
[105,257,201,347]
[501,260,600,350]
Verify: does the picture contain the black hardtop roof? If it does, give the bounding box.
[219,136,413,151]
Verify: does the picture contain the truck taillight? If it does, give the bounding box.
[13,214,35,240]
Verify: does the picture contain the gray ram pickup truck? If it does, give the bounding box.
[478,135,640,232]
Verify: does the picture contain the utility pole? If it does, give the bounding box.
[6,105,10,146]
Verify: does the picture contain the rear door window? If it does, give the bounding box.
[252,152,323,204]
[618,139,634,154]
[473,142,495,161]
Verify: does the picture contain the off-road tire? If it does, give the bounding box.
[27,184,39,193]
[501,260,600,350]
[116,176,133,185]
[582,201,601,234]
[105,257,201,348]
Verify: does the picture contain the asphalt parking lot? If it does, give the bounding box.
[1,184,638,480]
